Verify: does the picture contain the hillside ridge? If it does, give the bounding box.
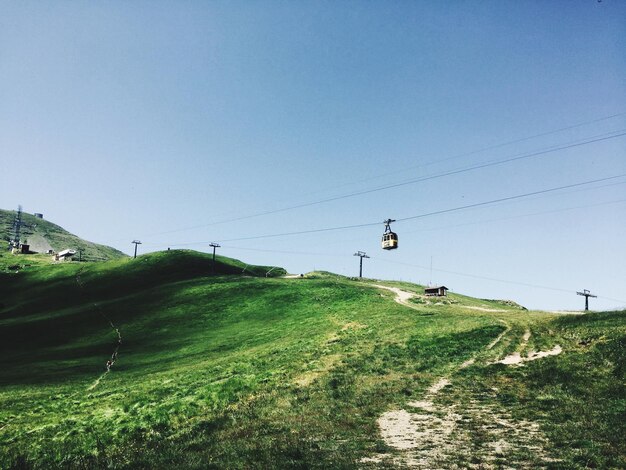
[0,207,126,261]
[0,249,623,469]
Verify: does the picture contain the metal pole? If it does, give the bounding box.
[132,240,142,259]
[577,289,597,311]
[353,251,369,278]
[209,243,220,272]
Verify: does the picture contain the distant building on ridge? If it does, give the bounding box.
[55,249,76,261]
[424,285,449,297]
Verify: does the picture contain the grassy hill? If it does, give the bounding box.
[0,208,126,262]
[0,250,624,469]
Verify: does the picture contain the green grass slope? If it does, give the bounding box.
[0,251,624,469]
[0,208,126,261]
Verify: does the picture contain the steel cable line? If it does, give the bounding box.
[596,296,626,305]
[209,199,626,260]
[395,174,626,223]
[286,179,626,248]
[326,111,626,189]
[400,197,626,235]
[237,130,626,227]
[131,127,626,241]
[216,111,626,204]
[287,195,626,251]
[159,112,626,234]
[148,173,626,247]
[146,220,380,247]
[218,245,353,257]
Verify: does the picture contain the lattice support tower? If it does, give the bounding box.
[10,205,24,249]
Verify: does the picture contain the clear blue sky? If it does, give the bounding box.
[1,1,625,310]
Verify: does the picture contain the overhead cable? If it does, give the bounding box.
[333,111,626,188]
[135,127,626,240]
[395,174,626,223]
[150,173,625,246]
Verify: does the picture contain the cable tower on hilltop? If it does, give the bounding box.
[132,240,142,259]
[577,289,597,311]
[353,251,370,278]
[10,205,24,249]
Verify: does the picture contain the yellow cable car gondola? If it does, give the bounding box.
[381,219,398,250]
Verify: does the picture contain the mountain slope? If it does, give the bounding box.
[0,208,126,261]
[0,251,623,469]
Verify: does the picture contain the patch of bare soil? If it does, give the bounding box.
[363,321,561,467]
[497,345,562,366]
[367,386,557,468]
[494,329,562,366]
[366,383,557,468]
[372,284,416,306]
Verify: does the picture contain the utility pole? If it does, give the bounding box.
[577,289,597,311]
[132,240,142,259]
[209,242,220,272]
[353,251,369,278]
[78,248,84,262]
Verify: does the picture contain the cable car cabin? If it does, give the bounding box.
[381,231,398,250]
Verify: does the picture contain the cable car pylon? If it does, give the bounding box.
[381,219,398,250]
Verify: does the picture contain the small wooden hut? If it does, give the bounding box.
[424,285,449,297]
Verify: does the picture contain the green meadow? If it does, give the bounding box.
[0,250,624,468]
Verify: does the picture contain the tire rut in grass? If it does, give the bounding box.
[76,268,123,389]
[494,328,563,366]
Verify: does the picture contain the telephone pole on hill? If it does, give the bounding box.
[353,251,369,278]
[577,289,597,311]
[132,240,142,259]
[209,242,220,272]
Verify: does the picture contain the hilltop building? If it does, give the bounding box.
[54,249,76,261]
[12,243,31,254]
[424,285,449,297]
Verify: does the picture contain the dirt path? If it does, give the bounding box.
[371,284,417,308]
[76,268,122,390]
[363,293,563,467]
